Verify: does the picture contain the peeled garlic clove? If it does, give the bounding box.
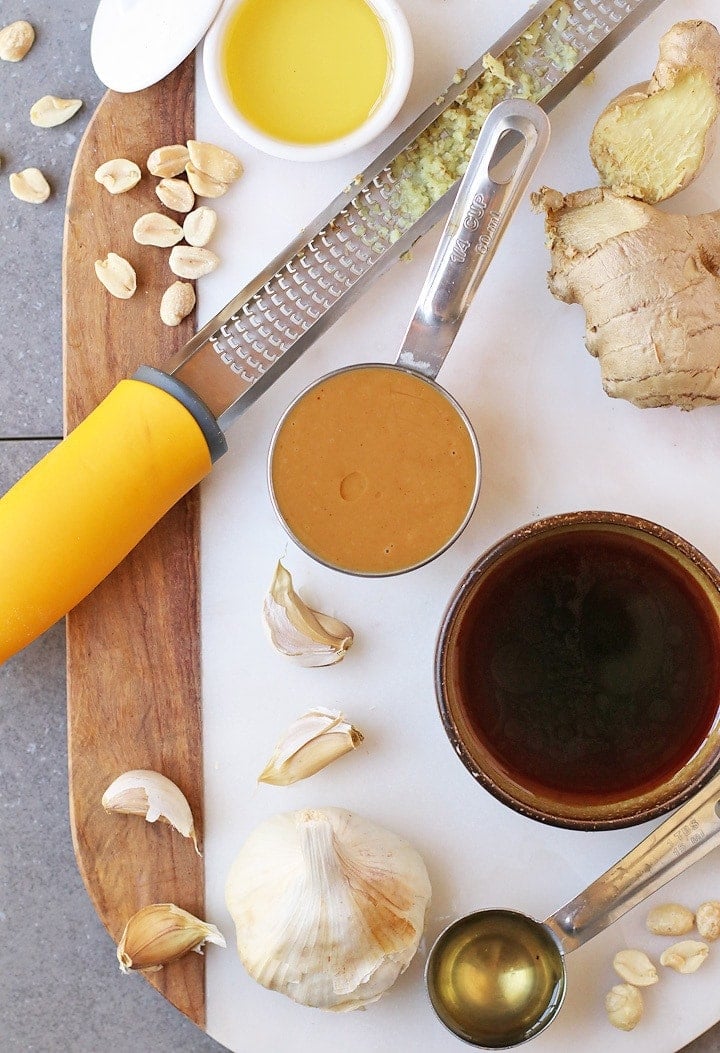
[258,707,363,786]
[117,903,226,973]
[263,562,354,666]
[102,769,200,854]
[225,807,431,1011]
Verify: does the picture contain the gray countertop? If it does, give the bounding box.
[0,3,718,1051]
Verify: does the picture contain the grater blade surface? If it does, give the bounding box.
[166,0,665,429]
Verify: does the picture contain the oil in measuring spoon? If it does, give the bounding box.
[427,910,565,1047]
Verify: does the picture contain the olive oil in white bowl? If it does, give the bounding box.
[203,0,414,161]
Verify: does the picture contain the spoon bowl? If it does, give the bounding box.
[425,765,720,1046]
[426,910,565,1048]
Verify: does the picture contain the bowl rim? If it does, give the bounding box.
[202,0,415,162]
[434,510,720,832]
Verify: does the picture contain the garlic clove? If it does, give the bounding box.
[225,807,431,1011]
[117,903,226,973]
[102,769,201,854]
[262,562,354,666]
[258,707,363,785]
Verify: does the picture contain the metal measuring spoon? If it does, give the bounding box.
[268,98,551,576]
[426,766,720,1047]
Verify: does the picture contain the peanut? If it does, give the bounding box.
[660,940,709,974]
[0,20,34,61]
[605,984,643,1031]
[646,903,695,937]
[183,206,217,247]
[160,281,196,326]
[185,162,229,199]
[9,168,50,203]
[95,159,141,195]
[169,246,219,280]
[30,95,82,128]
[696,900,720,942]
[132,212,184,248]
[147,144,190,178]
[94,253,137,299]
[155,177,195,213]
[612,948,658,987]
[187,140,243,184]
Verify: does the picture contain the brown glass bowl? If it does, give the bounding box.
[435,511,720,831]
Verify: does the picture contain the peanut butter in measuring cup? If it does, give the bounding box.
[268,101,550,576]
[269,363,479,575]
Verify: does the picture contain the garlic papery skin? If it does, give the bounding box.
[225,807,431,1011]
[117,903,226,973]
[262,562,354,666]
[102,769,201,854]
[258,707,363,785]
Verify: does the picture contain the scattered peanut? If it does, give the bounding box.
[185,162,229,199]
[155,177,195,213]
[612,948,658,987]
[94,253,137,299]
[183,206,217,247]
[133,212,184,248]
[187,140,243,185]
[0,20,34,61]
[646,903,695,937]
[160,281,196,326]
[147,144,190,178]
[30,95,83,128]
[605,983,643,1031]
[9,168,50,204]
[95,158,142,195]
[696,900,720,942]
[169,246,219,280]
[88,138,238,318]
[660,940,710,974]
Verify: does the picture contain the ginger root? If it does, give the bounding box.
[532,186,720,409]
[589,20,720,203]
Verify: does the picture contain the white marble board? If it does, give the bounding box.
[193,1,720,1050]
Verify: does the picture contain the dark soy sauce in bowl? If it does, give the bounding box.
[437,516,720,829]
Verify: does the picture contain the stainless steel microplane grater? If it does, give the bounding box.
[0,0,667,664]
[160,0,667,431]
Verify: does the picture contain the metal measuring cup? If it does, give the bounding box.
[268,99,551,576]
[426,766,720,1047]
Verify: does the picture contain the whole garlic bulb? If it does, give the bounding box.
[225,807,431,1011]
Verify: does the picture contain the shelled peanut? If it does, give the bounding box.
[2,19,84,203]
[93,140,242,322]
[605,900,718,1032]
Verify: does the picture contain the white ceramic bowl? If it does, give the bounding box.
[203,0,414,162]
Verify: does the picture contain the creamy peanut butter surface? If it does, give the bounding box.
[270,365,478,574]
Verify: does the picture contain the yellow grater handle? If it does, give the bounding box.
[0,377,219,664]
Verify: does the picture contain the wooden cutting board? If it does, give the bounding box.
[62,56,206,1028]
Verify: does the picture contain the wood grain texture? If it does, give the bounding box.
[62,57,207,1028]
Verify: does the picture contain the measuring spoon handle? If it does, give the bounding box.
[546,770,720,953]
[396,98,550,380]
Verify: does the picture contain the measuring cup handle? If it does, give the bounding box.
[545,770,720,953]
[396,98,550,380]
